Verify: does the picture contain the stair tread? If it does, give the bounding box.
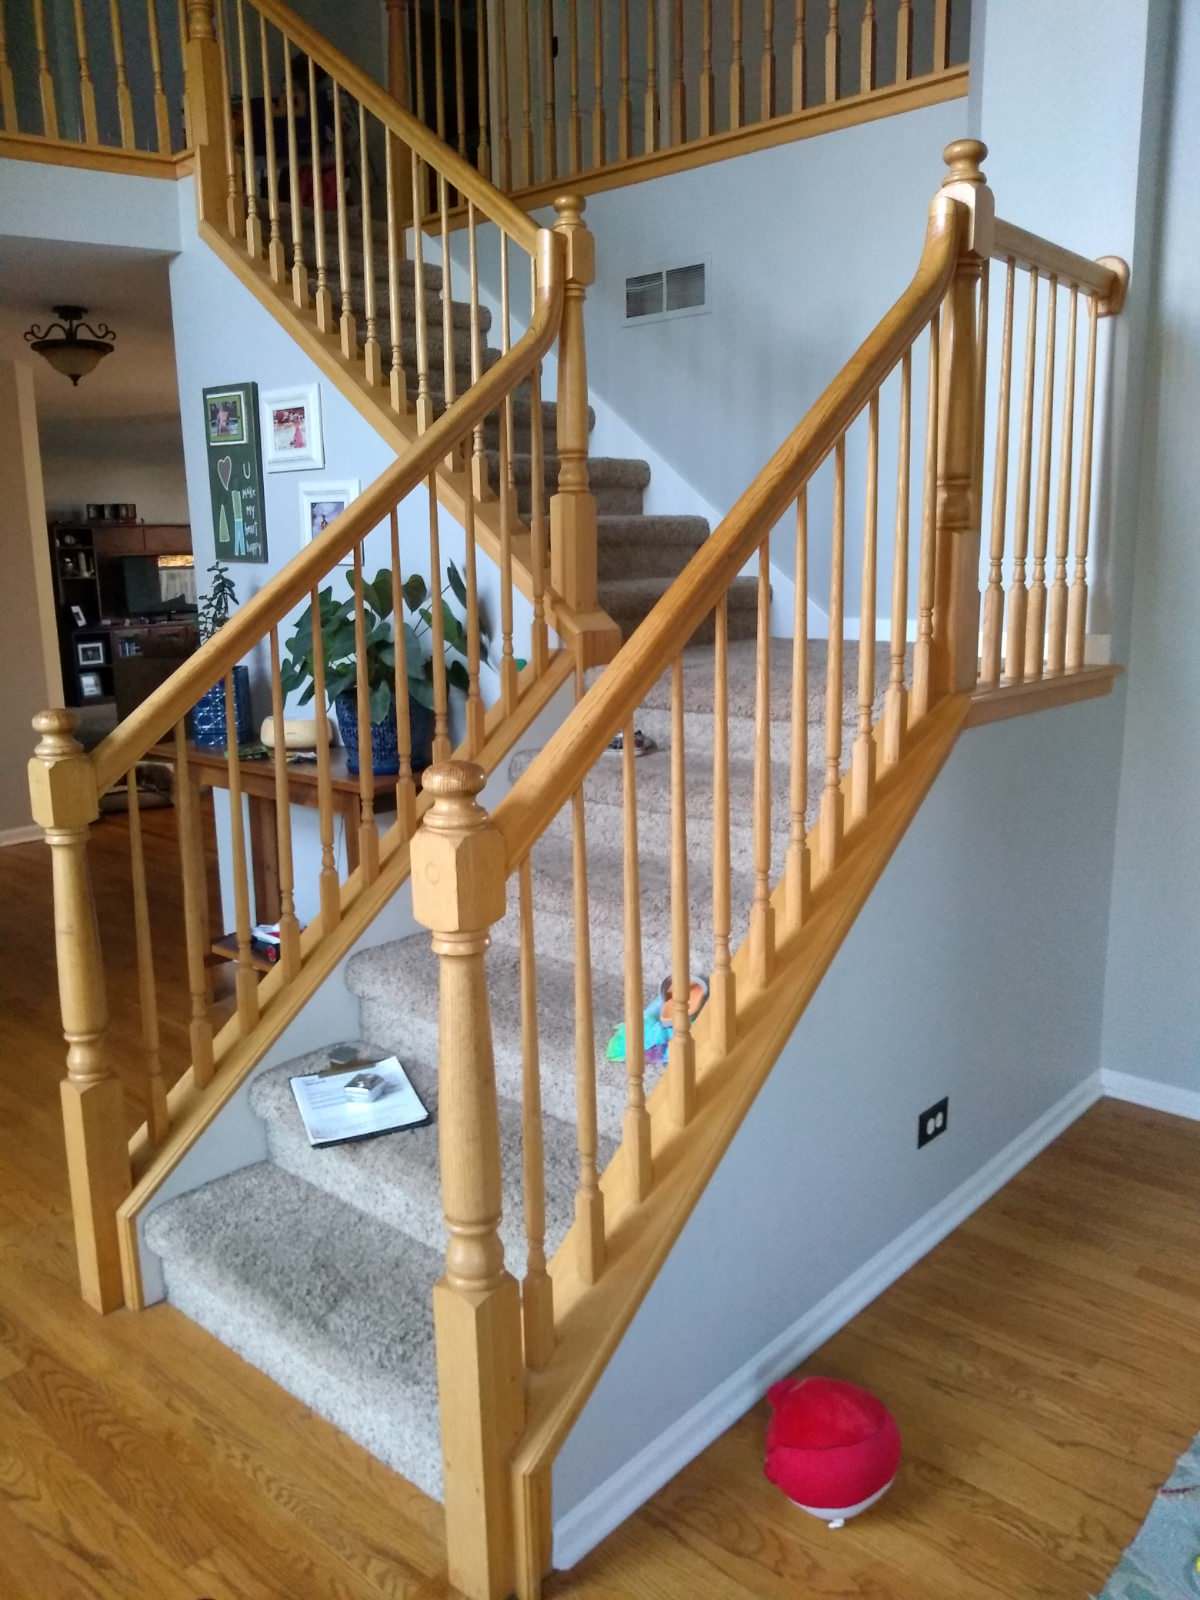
[144,1161,445,1499]
[597,514,710,541]
[487,451,652,488]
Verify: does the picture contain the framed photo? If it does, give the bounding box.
[69,605,87,627]
[78,670,103,699]
[299,480,360,562]
[76,639,106,667]
[205,388,247,446]
[261,384,325,471]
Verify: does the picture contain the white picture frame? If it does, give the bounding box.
[76,639,106,666]
[299,480,361,563]
[78,670,103,699]
[261,383,325,471]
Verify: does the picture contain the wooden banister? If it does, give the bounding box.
[991,218,1127,312]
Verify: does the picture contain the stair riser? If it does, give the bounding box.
[597,540,706,580]
[601,602,760,645]
[634,704,857,766]
[319,278,491,336]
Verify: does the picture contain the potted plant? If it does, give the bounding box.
[189,562,254,749]
[279,561,487,775]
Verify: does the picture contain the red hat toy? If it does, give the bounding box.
[764,1376,901,1528]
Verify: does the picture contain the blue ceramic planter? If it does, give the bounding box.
[190,664,253,749]
[335,690,434,776]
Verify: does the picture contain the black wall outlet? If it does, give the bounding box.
[917,1096,949,1149]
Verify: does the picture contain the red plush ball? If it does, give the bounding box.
[764,1377,901,1526]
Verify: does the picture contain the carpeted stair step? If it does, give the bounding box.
[143,1161,446,1500]
[597,515,710,581]
[315,272,491,336]
[248,1053,610,1278]
[485,452,650,516]
[598,572,760,643]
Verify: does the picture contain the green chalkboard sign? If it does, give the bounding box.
[202,381,268,563]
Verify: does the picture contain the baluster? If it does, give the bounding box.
[567,0,582,171]
[223,672,260,1031]
[385,134,407,413]
[0,4,16,133]
[851,392,879,823]
[29,711,129,1314]
[236,0,263,257]
[126,775,168,1145]
[453,0,467,163]
[519,0,534,184]
[413,0,426,150]
[214,0,242,236]
[411,153,433,432]
[468,203,490,502]
[882,349,911,763]
[172,724,215,1086]
[933,0,950,71]
[518,859,553,1367]
[621,718,653,1199]
[438,171,456,441]
[786,489,811,925]
[359,106,382,387]
[433,0,446,144]
[462,439,486,755]
[309,55,333,333]
[1047,284,1079,674]
[617,0,633,158]
[541,0,557,178]
[109,0,136,146]
[859,0,876,93]
[351,542,380,882]
[474,0,491,179]
[896,0,913,83]
[644,0,659,154]
[147,0,171,151]
[711,596,736,1048]
[72,0,99,144]
[258,16,286,282]
[495,0,511,188]
[1006,270,1038,683]
[1067,293,1100,671]
[750,544,776,988]
[819,437,846,874]
[308,584,341,931]
[500,231,515,519]
[333,84,356,359]
[791,0,807,113]
[699,0,715,136]
[910,315,940,722]
[591,0,606,166]
[283,39,308,309]
[1025,274,1058,680]
[388,511,418,837]
[571,769,605,1283]
[669,655,696,1124]
[981,259,1016,688]
[497,364,518,717]
[268,629,302,976]
[550,196,599,613]
[33,0,59,138]
[824,0,840,103]
[386,0,409,104]
[729,0,745,130]
[761,0,776,122]
[529,358,550,677]
[671,0,686,146]
[426,477,451,762]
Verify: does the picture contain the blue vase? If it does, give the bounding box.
[189,664,253,749]
[335,691,434,775]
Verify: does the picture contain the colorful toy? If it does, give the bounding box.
[764,1377,901,1529]
[606,975,709,1065]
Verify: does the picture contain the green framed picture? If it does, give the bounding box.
[202,380,268,563]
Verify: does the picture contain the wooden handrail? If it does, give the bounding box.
[491,194,961,871]
[238,0,540,254]
[992,216,1123,307]
[90,236,561,795]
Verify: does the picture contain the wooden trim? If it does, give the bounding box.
[0,131,190,178]
[512,694,971,1492]
[965,663,1121,727]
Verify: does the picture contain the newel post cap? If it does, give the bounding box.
[939,138,995,258]
[411,762,507,935]
[552,194,595,286]
[28,709,99,830]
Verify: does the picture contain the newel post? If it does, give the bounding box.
[550,194,599,613]
[185,0,229,231]
[28,711,130,1315]
[931,138,994,697]
[411,763,524,1600]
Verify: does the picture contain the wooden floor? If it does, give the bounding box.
[2,811,1198,1598]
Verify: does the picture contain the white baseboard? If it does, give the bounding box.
[552,1071,1103,1573]
[1102,1068,1200,1122]
[0,825,41,848]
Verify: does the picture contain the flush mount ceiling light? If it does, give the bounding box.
[24,305,117,386]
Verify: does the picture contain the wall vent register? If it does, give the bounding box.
[625,261,708,324]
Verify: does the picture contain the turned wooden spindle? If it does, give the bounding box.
[410,762,522,1600]
[550,195,598,612]
[699,0,715,136]
[28,709,130,1314]
[791,0,807,113]
[72,0,99,144]
[617,0,632,158]
[730,0,745,129]
[184,0,228,228]
[0,4,17,132]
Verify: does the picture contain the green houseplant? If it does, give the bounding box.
[189,562,252,749]
[278,561,488,774]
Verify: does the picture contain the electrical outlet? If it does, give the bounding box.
[917,1096,949,1149]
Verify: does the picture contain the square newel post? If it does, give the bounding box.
[411,762,524,1600]
[28,711,130,1314]
[185,1,228,231]
[550,194,599,613]
[931,139,994,699]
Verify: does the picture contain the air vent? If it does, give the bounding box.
[624,261,708,324]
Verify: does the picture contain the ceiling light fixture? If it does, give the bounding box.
[24,305,117,386]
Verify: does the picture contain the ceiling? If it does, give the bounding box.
[0,236,182,428]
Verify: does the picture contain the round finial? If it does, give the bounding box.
[942,138,987,187]
[422,760,487,800]
[32,708,82,760]
[552,193,586,225]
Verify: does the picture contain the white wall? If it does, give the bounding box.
[1101,0,1200,1102]
[41,415,190,523]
